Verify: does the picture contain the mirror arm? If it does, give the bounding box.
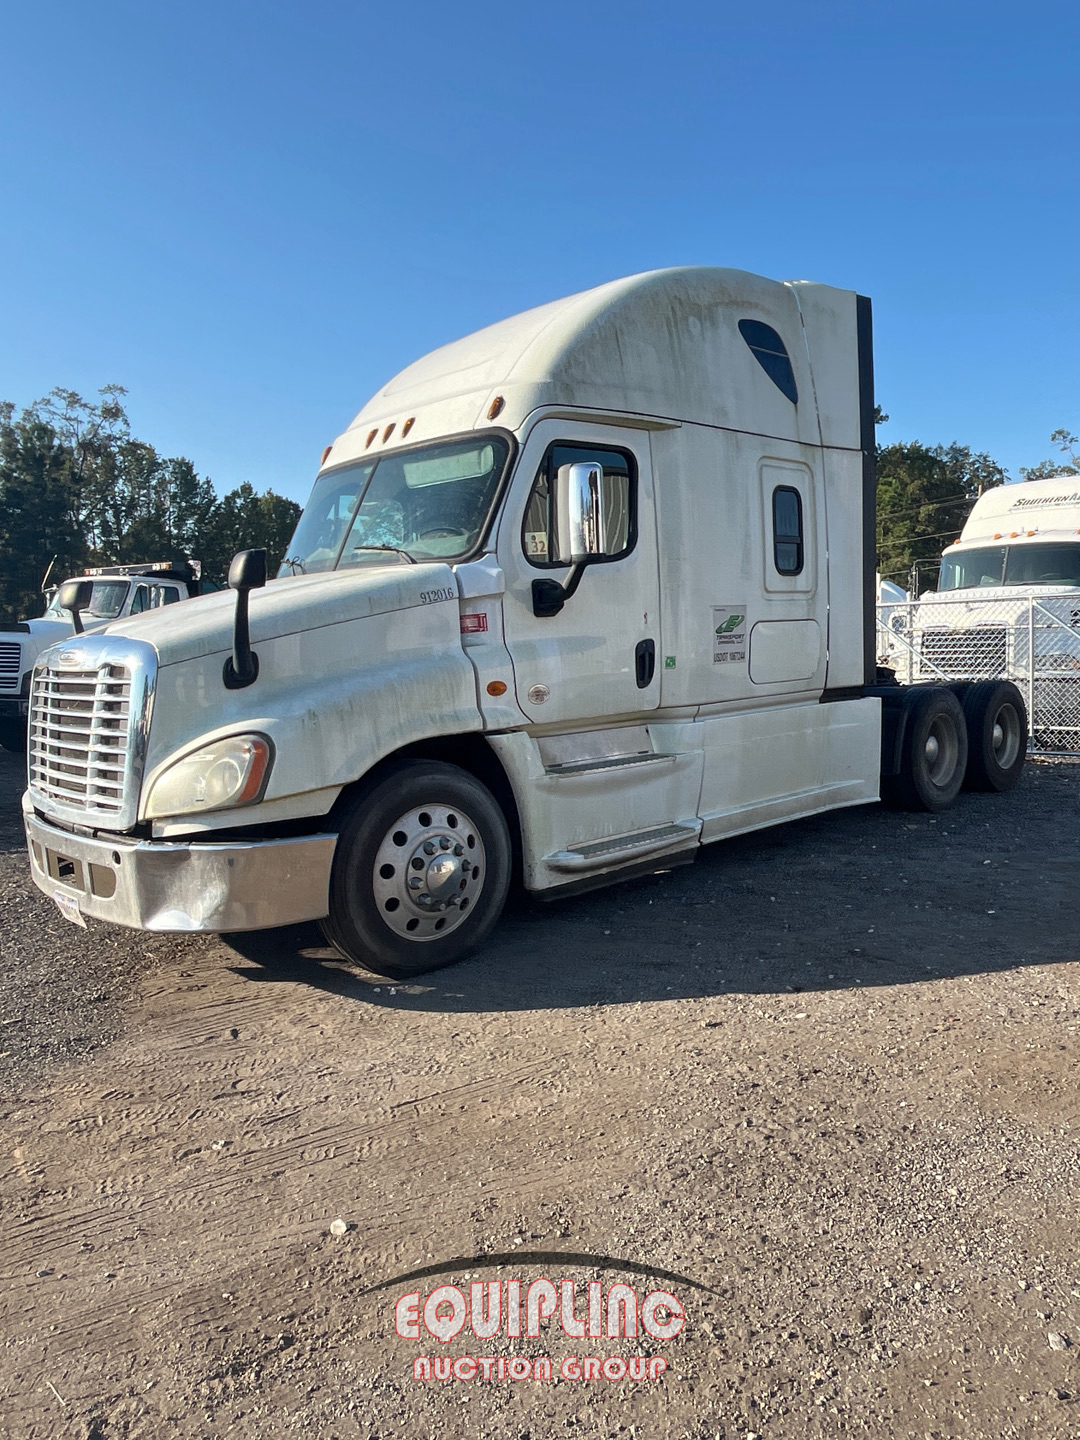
[223,548,267,689]
[224,587,259,688]
[531,563,585,618]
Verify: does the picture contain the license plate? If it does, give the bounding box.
[54,891,87,928]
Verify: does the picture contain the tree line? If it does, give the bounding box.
[876,415,1079,590]
[0,387,302,623]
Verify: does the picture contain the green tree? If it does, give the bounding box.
[0,405,86,621]
[876,430,1007,589]
[199,481,301,579]
[1020,429,1080,483]
[0,386,304,607]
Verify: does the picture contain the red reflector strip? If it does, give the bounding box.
[460,614,489,634]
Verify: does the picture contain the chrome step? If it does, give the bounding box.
[543,752,676,778]
[545,819,701,873]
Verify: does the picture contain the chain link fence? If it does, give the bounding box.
[877,595,1080,754]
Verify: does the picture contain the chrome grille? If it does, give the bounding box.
[30,663,131,813]
[27,638,155,831]
[919,626,1008,677]
[0,640,19,692]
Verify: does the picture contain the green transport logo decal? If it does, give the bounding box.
[711,605,747,665]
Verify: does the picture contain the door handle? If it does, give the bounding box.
[635,638,656,689]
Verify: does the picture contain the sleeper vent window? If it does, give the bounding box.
[772,486,804,575]
[738,320,798,404]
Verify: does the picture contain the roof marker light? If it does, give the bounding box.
[366,428,378,448]
[383,423,395,442]
[321,445,333,465]
[402,416,415,437]
[488,396,505,420]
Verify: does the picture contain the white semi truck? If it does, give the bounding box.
[0,561,210,752]
[879,476,1080,747]
[22,268,1027,977]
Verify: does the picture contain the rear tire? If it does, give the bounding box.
[886,687,968,813]
[321,760,511,979]
[961,681,1027,792]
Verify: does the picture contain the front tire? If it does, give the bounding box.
[321,760,511,979]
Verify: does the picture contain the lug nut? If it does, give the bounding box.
[408,876,424,890]
[423,841,436,855]
[453,844,463,856]
[439,836,451,850]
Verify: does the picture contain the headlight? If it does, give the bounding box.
[145,734,273,818]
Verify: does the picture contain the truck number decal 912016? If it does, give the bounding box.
[419,588,456,605]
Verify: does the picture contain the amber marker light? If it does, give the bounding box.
[321,445,333,465]
[486,681,508,697]
[366,428,378,448]
[402,416,415,437]
[488,395,505,420]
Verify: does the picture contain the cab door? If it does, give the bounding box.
[498,420,661,728]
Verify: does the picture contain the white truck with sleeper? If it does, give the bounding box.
[22,268,1026,977]
[0,561,210,753]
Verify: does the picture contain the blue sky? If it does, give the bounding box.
[1,1,1077,506]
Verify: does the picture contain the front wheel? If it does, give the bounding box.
[321,760,511,978]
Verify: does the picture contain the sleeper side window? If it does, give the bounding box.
[772,485,804,575]
[522,443,637,568]
[739,320,799,405]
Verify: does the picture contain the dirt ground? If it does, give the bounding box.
[1,746,1078,1440]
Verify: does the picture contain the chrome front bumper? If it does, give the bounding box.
[23,794,337,933]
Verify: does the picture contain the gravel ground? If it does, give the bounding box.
[0,747,1078,1440]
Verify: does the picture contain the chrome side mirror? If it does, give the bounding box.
[554,462,606,563]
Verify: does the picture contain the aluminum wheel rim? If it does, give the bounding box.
[372,803,485,942]
[925,715,959,786]
[991,702,1021,770]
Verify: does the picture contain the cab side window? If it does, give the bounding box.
[522,443,636,567]
[772,486,804,576]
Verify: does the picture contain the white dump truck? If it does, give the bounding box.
[0,561,210,752]
[879,475,1080,747]
[22,268,1027,976]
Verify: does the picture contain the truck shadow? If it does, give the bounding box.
[223,765,1079,1012]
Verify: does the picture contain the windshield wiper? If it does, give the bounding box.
[350,545,417,565]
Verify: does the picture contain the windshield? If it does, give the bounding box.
[279,434,512,577]
[938,543,1080,591]
[44,580,130,620]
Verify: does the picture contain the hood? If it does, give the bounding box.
[100,562,460,666]
[921,583,1080,604]
[16,617,74,642]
